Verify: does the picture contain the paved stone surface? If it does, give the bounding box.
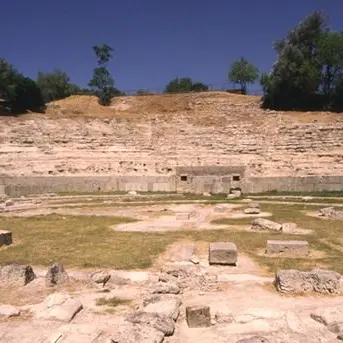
[265,240,309,256]
[186,305,211,328]
[144,298,181,320]
[36,293,83,322]
[126,312,175,336]
[0,305,20,318]
[251,218,282,232]
[275,269,341,294]
[209,242,238,265]
[311,304,343,330]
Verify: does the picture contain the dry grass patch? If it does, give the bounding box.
[1,202,343,273]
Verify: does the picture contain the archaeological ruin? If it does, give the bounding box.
[2,93,343,342]
[0,93,343,196]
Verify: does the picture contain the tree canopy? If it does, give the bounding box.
[0,59,45,114]
[228,58,259,94]
[88,44,115,106]
[261,11,343,111]
[165,77,208,93]
[37,69,80,103]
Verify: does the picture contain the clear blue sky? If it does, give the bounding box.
[1,0,342,92]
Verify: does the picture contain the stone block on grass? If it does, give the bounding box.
[209,242,237,266]
[0,230,12,246]
[266,240,309,256]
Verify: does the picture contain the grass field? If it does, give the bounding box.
[1,202,343,273]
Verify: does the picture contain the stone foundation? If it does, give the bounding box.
[266,240,309,256]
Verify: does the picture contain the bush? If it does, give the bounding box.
[165,77,208,93]
[0,59,45,114]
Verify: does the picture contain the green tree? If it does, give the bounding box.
[88,44,115,106]
[165,77,208,93]
[37,69,76,102]
[318,31,343,103]
[262,11,326,110]
[228,58,259,94]
[0,58,45,114]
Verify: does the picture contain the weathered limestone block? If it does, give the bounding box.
[126,312,175,336]
[0,264,36,286]
[0,305,20,318]
[46,263,69,287]
[275,269,341,294]
[266,240,309,256]
[152,282,180,294]
[319,207,337,217]
[209,242,238,265]
[106,321,165,343]
[36,293,83,322]
[144,297,181,321]
[91,271,111,286]
[251,218,282,232]
[244,208,261,215]
[186,305,211,328]
[0,230,12,246]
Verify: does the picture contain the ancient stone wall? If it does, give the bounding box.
[2,175,343,196]
[1,92,343,194]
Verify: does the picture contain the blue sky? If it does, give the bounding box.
[1,0,342,93]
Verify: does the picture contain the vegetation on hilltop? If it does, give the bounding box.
[228,58,260,95]
[262,11,343,111]
[0,11,343,114]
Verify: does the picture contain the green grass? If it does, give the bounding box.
[250,197,343,204]
[248,190,343,197]
[1,202,343,273]
[210,203,343,273]
[96,297,132,307]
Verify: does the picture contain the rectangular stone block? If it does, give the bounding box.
[266,240,309,256]
[209,242,237,265]
[0,230,12,246]
[186,305,211,328]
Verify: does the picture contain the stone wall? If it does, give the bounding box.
[242,176,343,193]
[2,175,343,196]
[0,176,175,197]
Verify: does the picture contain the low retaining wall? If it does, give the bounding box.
[0,176,176,197]
[1,175,343,196]
[242,176,343,193]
